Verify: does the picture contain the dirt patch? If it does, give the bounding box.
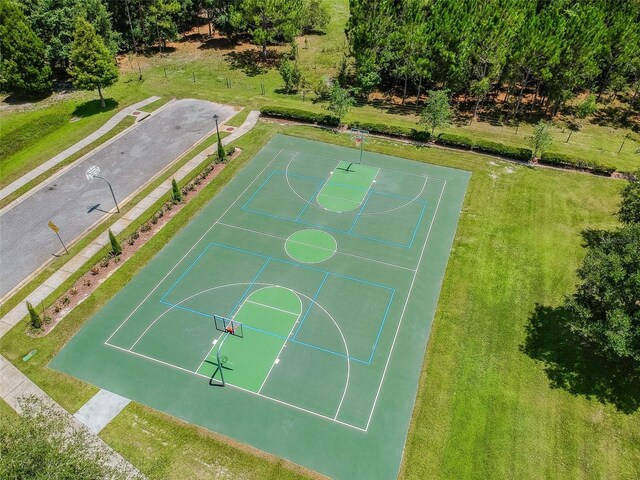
[27,149,241,337]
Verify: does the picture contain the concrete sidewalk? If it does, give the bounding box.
[0,96,161,202]
[0,110,260,479]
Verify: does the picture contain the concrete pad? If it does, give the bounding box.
[74,389,130,434]
[122,206,147,222]
[59,255,92,274]
[0,355,10,370]
[27,284,56,304]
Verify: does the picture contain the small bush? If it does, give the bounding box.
[171,178,182,203]
[90,267,100,275]
[83,279,91,287]
[540,152,616,175]
[108,229,121,256]
[348,121,432,142]
[26,301,42,329]
[260,106,340,127]
[61,296,70,306]
[141,223,151,233]
[70,288,78,296]
[99,257,110,268]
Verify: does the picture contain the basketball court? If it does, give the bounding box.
[51,134,470,479]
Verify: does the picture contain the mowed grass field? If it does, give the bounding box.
[2,121,638,479]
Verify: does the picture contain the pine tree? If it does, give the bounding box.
[26,301,42,329]
[0,0,52,97]
[108,229,122,256]
[217,134,225,163]
[171,178,182,203]
[68,18,119,108]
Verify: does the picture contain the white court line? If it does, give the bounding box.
[105,342,365,431]
[216,222,416,272]
[104,148,287,346]
[196,330,228,374]
[285,151,431,217]
[257,293,303,394]
[316,192,363,204]
[246,300,300,316]
[364,179,447,431]
[284,148,448,181]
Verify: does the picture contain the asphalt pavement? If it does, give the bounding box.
[0,99,235,299]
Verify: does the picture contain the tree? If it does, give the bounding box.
[25,301,42,329]
[302,0,330,34]
[237,0,304,60]
[217,132,225,163]
[619,170,640,225]
[566,94,597,142]
[420,90,452,136]
[0,0,52,96]
[0,396,137,479]
[528,121,553,159]
[68,18,119,108]
[566,223,640,362]
[279,57,302,93]
[108,229,122,256]
[171,178,182,203]
[327,83,355,122]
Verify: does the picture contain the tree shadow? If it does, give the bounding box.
[72,98,118,117]
[522,304,640,414]
[224,48,281,77]
[198,36,239,51]
[2,90,53,105]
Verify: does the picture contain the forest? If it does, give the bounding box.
[1,0,639,121]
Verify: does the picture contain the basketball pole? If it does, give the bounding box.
[358,136,364,164]
[216,335,227,387]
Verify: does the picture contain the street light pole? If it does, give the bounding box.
[213,114,220,138]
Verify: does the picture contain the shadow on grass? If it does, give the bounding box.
[72,98,118,117]
[522,304,640,414]
[224,48,281,77]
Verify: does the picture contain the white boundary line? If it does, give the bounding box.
[363,178,447,431]
[105,341,364,432]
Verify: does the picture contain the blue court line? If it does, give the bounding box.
[159,243,395,364]
[227,259,271,318]
[241,170,428,248]
[348,190,372,234]
[295,181,324,221]
[292,272,328,338]
[159,247,212,304]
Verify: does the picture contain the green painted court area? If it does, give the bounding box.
[51,134,470,479]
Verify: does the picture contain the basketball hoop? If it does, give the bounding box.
[350,128,368,164]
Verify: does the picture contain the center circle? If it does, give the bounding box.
[285,229,337,264]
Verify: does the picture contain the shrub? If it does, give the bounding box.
[171,178,182,203]
[108,229,121,256]
[348,121,432,142]
[436,133,475,149]
[473,139,533,161]
[540,152,615,175]
[260,106,339,126]
[26,301,42,329]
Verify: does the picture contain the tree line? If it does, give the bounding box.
[0,0,330,97]
[345,0,640,117]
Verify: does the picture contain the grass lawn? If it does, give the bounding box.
[1,121,638,479]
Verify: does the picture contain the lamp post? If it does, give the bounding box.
[86,165,120,213]
[214,114,225,162]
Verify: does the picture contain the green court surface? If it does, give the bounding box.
[51,134,470,479]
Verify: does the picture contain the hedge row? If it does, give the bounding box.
[539,152,616,175]
[260,107,615,175]
[260,106,339,126]
[437,133,533,160]
[349,121,431,141]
